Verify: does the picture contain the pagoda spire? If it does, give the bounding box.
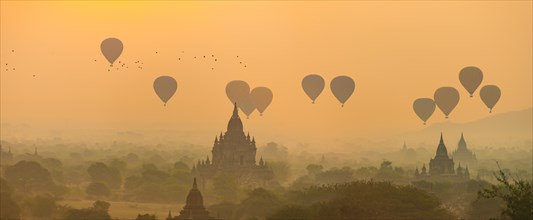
[174,178,213,218]
[436,133,449,157]
[232,102,238,118]
[166,210,173,220]
[458,132,467,150]
[227,102,244,133]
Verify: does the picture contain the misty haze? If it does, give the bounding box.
[1,1,532,220]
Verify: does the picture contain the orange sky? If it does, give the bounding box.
[1,1,531,144]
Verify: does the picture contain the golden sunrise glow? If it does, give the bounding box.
[1,1,531,146]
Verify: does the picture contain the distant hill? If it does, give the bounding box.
[403,108,532,148]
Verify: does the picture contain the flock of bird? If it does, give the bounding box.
[3,50,36,77]
[100,37,263,117]
[99,38,248,73]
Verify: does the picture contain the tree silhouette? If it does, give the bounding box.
[271,180,455,219]
[5,160,65,195]
[478,164,533,219]
[87,162,122,189]
[0,178,20,220]
[236,188,284,219]
[306,164,323,175]
[63,200,111,220]
[86,182,111,198]
[135,213,156,220]
[22,194,58,218]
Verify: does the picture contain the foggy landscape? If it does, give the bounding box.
[1,1,532,220]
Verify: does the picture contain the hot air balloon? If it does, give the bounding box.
[226,80,250,104]
[239,96,256,119]
[100,38,123,66]
[434,87,460,119]
[480,85,501,113]
[226,80,255,118]
[459,66,483,97]
[330,76,355,107]
[302,74,325,104]
[413,98,436,125]
[250,87,273,116]
[153,76,177,106]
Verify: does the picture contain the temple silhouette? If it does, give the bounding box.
[193,103,274,188]
[429,133,455,175]
[0,145,13,166]
[167,178,214,220]
[452,132,477,166]
[415,133,469,180]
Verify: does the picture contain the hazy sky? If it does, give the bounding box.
[1,1,531,144]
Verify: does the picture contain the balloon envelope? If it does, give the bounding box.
[330,76,355,107]
[226,80,250,104]
[153,76,178,105]
[239,96,256,118]
[250,87,273,115]
[434,87,460,118]
[226,80,255,117]
[480,85,501,113]
[302,74,325,104]
[413,98,436,125]
[100,38,123,65]
[459,66,483,97]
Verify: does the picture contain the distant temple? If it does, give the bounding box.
[429,134,455,175]
[0,144,13,166]
[452,133,477,166]
[400,141,417,159]
[194,103,274,188]
[167,178,214,220]
[415,133,469,180]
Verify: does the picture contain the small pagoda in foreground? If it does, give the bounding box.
[167,178,215,220]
